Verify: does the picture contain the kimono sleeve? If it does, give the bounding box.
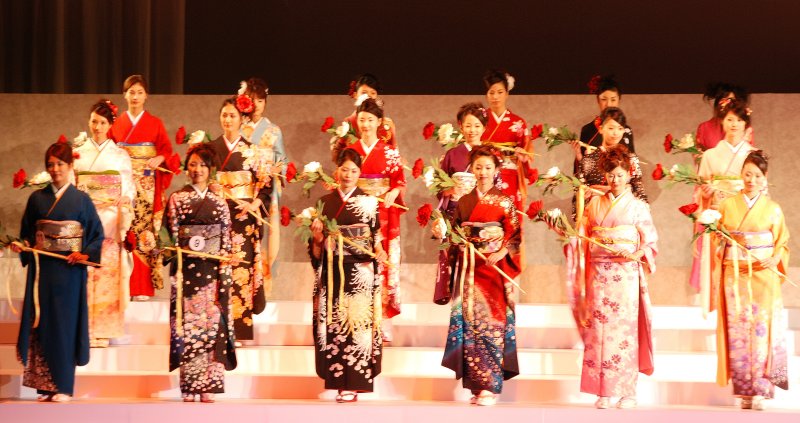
[388,146,407,190]
[154,117,177,188]
[17,193,39,267]
[502,198,521,255]
[634,201,659,274]
[770,203,790,277]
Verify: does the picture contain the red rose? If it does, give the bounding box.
[175,126,186,145]
[530,124,543,140]
[678,203,699,216]
[526,167,539,185]
[285,162,297,182]
[651,164,664,180]
[416,204,433,227]
[73,152,80,160]
[664,134,673,153]
[124,230,137,252]
[411,158,424,179]
[12,168,26,188]
[235,94,254,114]
[280,206,292,227]
[422,122,435,140]
[526,200,544,220]
[587,75,601,94]
[57,134,68,144]
[321,116,335,132]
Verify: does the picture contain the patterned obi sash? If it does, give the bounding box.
[118,142,156,177]
[217,171,254,199]
[357,174,390,197]
[76,171,121,207]
[724,230,774,263]
[589,225,639,261]
[35,220,83,252]
[451,172,476,202]
[488,142,519,170]
[461,221,504,254]
[332,223,373,257]
[178,224,222,255]
[710,177,744,208]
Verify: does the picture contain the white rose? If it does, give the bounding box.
[546,208,563,219]
[335,122,350,138]
[303,161,321,174]
[438,123,454,142]
[299,207,317,220]
[670,164,680,176]
[354,93,369,107]
[73,131,88,147]
[29,171,52,185]
[548,126,559,136]
[434,217,448,240]
[696,209,722,225]
[238,80,247,95]
[544,166,560,178]
[188,130,206,145]
[677,133,695,149]
[423,167,435,188]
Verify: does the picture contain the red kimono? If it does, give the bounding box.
[345,140,406,318]
[331,113,397,163]
[480,109,531,208]
[111,111,178,295]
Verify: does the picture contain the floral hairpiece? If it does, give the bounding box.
[235,94,255,115]
[718,97,733,109]
[746,107,753,116]
[347,80,357,97]
[505,73,515,91]
[238,81,248,95]
[105,100,118,117]
[354,93,369,107]
[479,107,487,118]
[587,75,601,94]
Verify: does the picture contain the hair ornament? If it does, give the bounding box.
[354,93,370,107]
[505,73,515,91]
[238,80,248,95]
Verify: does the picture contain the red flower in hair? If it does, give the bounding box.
[526,167,539,185]
[124,230,137,252]
[280,206,292,227]
[530,124,543,140]
[416,204,433,227]
[422,122,435,140]
[175,126,186,145]
[678,203,699,216]
[235,94,254,114]
[651,164,664,180]
[12,168,26,188]
[663,134,673,153]
[587,75,602,94]
[73,152,81,160]
[57,134,68,144]
[347,80,357,97]
[105,100,118,117]
[526,200,543,220]
[593,116,602,131]
[411,158,424,179]
[285,162,297,182]
[321,116,334,132]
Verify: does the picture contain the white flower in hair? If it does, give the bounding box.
[544,166,560,178]
[303,161,322,174]
[696,209,722,225]
[238,81,247,95]
[335,121,350,138]
[505,73,515,91]
[188,130,207,145]
[29,171,52,185]
[354,93,370,107]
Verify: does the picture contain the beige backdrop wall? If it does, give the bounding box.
[1,93,799,306]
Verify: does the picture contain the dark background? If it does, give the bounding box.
[4,0,800,94]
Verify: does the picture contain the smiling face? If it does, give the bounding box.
[741,162,766,196]
[722,111,746,141]
[354,84,378,100]
[605,165,630,195]
[186,153,210,185]
[337,159,361,190]
[88,112,111,142]
[486,82,508,112]
[253,97,266,118]
[597,89,620,113]
[220,104,242,135]
[471,155,497,190]
[460,114,486,145]
[357,111,380,139]
[600,118,625,146]
[46,155,73,188]
[123,83,147,111]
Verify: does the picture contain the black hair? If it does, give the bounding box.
[743,150,768,174]
[703,82,749,108]
[599,107,627,127]
[336,148,363,168]
[469,144,502,167]
[457,102,488,126]
[716,98,751,126]
[185,144,218,170]
[45,142,74,166]
[356,98,384,119]
[483,69,510,91]
[90,99,117,125]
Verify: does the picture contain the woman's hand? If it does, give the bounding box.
[10,240,29,254]
[700,183,714,199]
[620,250,645,262]
[486,247,508,266]
[383,188,400,208]
[147,155,166,169]
[758,256,780,270]
[235,198,263,219]
[66,251,89,265]
[514,147,531,164]
[568,140,583,162]
[374,246,388,264]
[311,218,324,243]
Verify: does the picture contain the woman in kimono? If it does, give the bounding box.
[480,69,532,209]
[309,148,386,403]
[208,96,272,342]
[715,150,788,411]
[344,98,406,337]
[574,107,647,218]
[433,102,484,304]
[331,73,397,163]
[13,142,104,402]
[574,75,635,171]
[165,143,236,403]
[111,74,179,300]
[696,83,753,151]
[691,99,756,296]
[72,99,135,348]
[432,145,521,406]
[568,144,657,409]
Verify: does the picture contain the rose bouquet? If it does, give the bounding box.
[422,122,463,150]
[12,169,51,189]
[421,160,456,196]
[322,118,358,148]
[293,161,339,197]
[664,133,702,156]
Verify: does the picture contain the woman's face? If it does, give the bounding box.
[486,82,508,111]
[123,83,147,109]
[601,118,625,146]
[722,111,746,140]
[253,96,266,117]
[337,160,361,189]
[46,156,73,187]
[354,84,378,100]
[88,112,111,142]
[186,153,210,185]
[471,155,497,187]
[605,165,630,194]
[460,114,485,145]
[220,104,242,133]
[741,162,766,195]
[356,111,380,137]
[597,89,620,112]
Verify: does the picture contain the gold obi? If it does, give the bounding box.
[589,225,639,259]
[451,172,476,202]
[118,143,157,176]
[357,176,390,197]
[332,224,373,257]
[178,224,222,255]
[461,222,504,254]
[76,171,121,206]
[710,177,744,208]
[35,220,83,252]
[724,230,774,263]
[217,171,254,199]
[489,142,519,170]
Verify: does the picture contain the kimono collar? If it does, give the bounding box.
[491,110,508,123]
[359,139,378,156]
[742,191,762,209]
[127,110,144,126]
[607,187,631,204]
[191,184,209,198]
[338,187,358,203]
[90,138,112,151]
[723,139,747,155]
[476,186,492,199]
[51,182,71,198]
[224,135,242,151]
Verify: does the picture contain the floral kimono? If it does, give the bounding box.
[310,188,382,392]
[566,189,657,398]
[165,185,236,394]
[345,140,406,319]
[72,138,136,343]
[715,192,789,398]
[480,109,530,208]
[441,187,521,394]
[574,147,648,218]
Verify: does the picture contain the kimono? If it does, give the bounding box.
[311,188,382,392]
[345,140,406,319]
[574,147,648,218]
[715,193,789,398]
[330,113,396,164]
[111,110,178,296]
[165,185,237,394]
[566,190,657,398]
[576,119,635,174]
[691,140,755,298]
[72,139,136,342]
[209,136,272,340]
[480,109,531,208]
[696,118,756,151]
[441,187,521,394]
[16,183,104,395]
